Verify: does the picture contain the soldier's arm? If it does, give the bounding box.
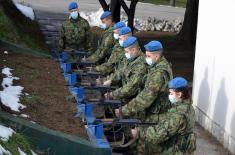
[87,33,114,64]
[112,63,146,100]
[95,62,114,75]
[84,21,93,55]
[143,113,186,145]
[58,24,65,50]
[122,71,164,116]
[95,46,120,74]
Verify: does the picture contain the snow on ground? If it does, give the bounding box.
[18,148,27,155]
[14,3,35,20]
[80,8,103,27]
[0,124,15,142]
[0,67,26,112]
[0,145,11,155]
[0,124,37,155]
[20,114,29,118]
[80,8,182,32]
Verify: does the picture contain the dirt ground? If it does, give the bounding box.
[0,49,87,138]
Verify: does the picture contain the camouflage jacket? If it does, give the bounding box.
[122,56,173,118]
[137,99,196,155]
[109,50,147,101]
[87,24,115,64]
[95,41,125,75]
[58,17,92,54]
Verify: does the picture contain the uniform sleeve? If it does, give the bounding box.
[95,62,113,75]
[122,71,164,116]
[87,33,114,64]
[112,63,146,100]
[84,21,93,55]
[143,113,186,145]
[95,45,120,75]
[58,24,65,50]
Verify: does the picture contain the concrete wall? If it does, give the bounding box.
[193,0,235,154]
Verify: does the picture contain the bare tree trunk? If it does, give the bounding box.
[98,0,109,11]
[119,0,139,31]
[170,0,176,7]
[178,0,199,47]
[110,0,121,23]
[128,0,138,30]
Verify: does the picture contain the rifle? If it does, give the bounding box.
[101,118,158,127]
[64,48,88,57]
[80,99,124,109]
[80,83,116,93]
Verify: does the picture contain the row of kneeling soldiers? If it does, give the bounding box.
[58,2,196,155]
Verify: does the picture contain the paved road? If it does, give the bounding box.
[13,0,185,21]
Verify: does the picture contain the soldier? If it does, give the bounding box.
[95,21,126,75]
[87,11,115,64]
[103,36,147,102]
[132,77,196,155]
[115,40,173,119]
[58,2,92,54]
[96,26,133,85]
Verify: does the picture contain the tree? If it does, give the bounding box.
[98,0,139,31]
[177,0,199,48]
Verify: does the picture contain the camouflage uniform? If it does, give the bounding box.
[58,17,92,54]
[122,56,173,119]
[108,50,147,102]
[87,24,115,64]
[136,99,196,155]
[95,41,125,75]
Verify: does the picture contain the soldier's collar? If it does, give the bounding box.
[70,17,79,23]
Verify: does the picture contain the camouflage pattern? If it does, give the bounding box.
[95,41,125,75]
[87,24,115,64]
[122,56,173,119]
[136,99,196,155]
[108,50,147,102]
[58,17,92,54]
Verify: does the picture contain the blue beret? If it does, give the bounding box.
[168,77,188,89]
[123,36,137,48]
[68,2,78,10]
[100,11,111,20]
[113,21,126,30]
[118,27,132,36]
[144,41,163,52]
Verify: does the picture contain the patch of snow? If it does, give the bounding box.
[24,93,29,96]
[2,67,12,77]
[0,145,11,155]
[14,3,35,20]
[80,8,182,32]
[18,148,27,155]
[30,121,36,124]
[20,114,29,118]
[0,125,15,142]
[0,67,25,112]
[80,8,103,27]
[31,150,38,155]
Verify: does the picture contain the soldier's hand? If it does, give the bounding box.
[96,78,103,85]
[103,80,111,86]
[104,92,113,100]
[82,56,87,61]
[114,109,120,117]
[131,128,138,138]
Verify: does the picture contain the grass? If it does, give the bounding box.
[0,0,49,53]
[138,0,187,8]
[0,132,34,155]
[21,94,41,105]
